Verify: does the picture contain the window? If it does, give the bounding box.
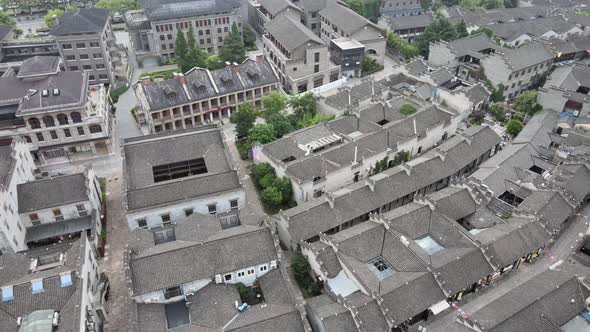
[230,199,238,211]
[96,63,105,69]
[66,55,75,60]
[76,204,87,216]
[314,64,319,73]
[314,52,320,62]
[164,285,183,299]
[184,208,194,217]
[160,35,165,41]
[137,219,147,228]
[1,287,13,302]
[152,158,208,182]
[76,42,86,48]
[237,271,245,278]
[93,53,102,59]
[64,128,71,137]
[161,214,171,223]
[415,235,445,255]
[71,112,82,123]
[50,130,58,140]
[83,65,92,70]
[259,265,268,272]
[77,127,85,135]
[53,208,63,221]
[208,204,217,215]
[99,74,108,79]
[69,66,79,71]
[247,268,255,275]
[89,125,102,133]
[62,43,72,49]
[224,274,232,281]
[29,213,39,223]
[31,279,44,294]
[60,273,73,287]
[90,42,99,47]
[79,54,89,59]
[36,133,44,142]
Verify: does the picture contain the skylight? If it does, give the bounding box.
[367,256,394,281]
[1,286,13,302]
[60,272,73,288]
[416,236,445,255]
[31,279,44,294]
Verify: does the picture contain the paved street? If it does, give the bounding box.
[424,207,590,331]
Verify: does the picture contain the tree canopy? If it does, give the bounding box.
[230,102,257,138]
[96,0,139,13]
[289,94,318,121]
[415,18,461,58]
[262,92,287,120]
[513,91,542,115]
[176,25,208,71]
[505,119,523,136]
[385,29,419,60]
[400,103,417,115]
[218,22,246,65]
[268,113,292,138]
[0,10,15,26]
[248,124,275,146]
[44,9,64,28]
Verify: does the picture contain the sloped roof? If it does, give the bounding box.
[139,0,241,21]
[266,14,324,51]
[17,173,88,213]
[50,8,109,35]
[319,3,381,36]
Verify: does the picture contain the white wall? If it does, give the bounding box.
[78,234,102,331]
[126,189,246,230]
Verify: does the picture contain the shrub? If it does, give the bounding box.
[291,254,321,298]
[261,187,283,207]
[399,103,417,115]
[505,119,524,136]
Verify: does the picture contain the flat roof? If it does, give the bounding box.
[331,38,365,50]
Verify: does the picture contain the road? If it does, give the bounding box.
[424,206,590,331]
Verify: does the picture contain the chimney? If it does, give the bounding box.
[175,72,186,85]
[233,62,239,73]
[256,54,265,62]
[225,61,231,68]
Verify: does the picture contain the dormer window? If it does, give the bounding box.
[53,88,60,96]
[1,286,13,302]
[60,272,73,288]
[41,90,49,97]
[31,279,44,294]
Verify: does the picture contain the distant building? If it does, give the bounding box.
[379,0,423,17]
[329,38,364,78]
[249,0,302,34]
[263,14,341,93]
[0,233,109,331]
[50,8,129,87]
[126,0,243,65]
[122,126,246,230]
[0,56,112,165]
[379,14,433,41]
[133,58,279,133]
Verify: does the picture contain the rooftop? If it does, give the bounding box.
[266,13,325,52]
[17,173,88,213]
[138,0,241,21]
[50,8,110,35]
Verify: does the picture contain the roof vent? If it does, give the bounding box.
[41,90,49,97]
[53,88,60,96]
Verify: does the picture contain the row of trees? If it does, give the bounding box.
[175,22,246,72]
[385,29,419,61]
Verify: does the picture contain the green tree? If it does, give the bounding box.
[289,94,318,120]
[513,91,542,115]
[489,103,507,122]
[230,102,257,138]
[505,119,523,136]
[262,92,287,120]
[273,177,292,203]
[254,162,275,181]
[261,187,283,207]
[243,25,257,49]
[175,30,189,72]
[268,113,292,138]
[490,84,505,102]
[455,20,469,38]
[187,25,197,50]
[206,55,225,70]
[385,30,419,60]
[44,9,64,28]
[259,174,276,189]
[0,10,15,26]
[346,0,366,16]
[415,18,458,57]
[400,103,417,115]
[219,22,246,65]
[362,56,379,73]
[460,0,480,10]
[96,0,138,13]
[248,124,275,145]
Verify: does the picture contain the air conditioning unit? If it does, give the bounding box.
[215,274,222,284]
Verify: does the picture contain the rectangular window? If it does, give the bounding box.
[29,213,39,222]
[77,127,85,135]
[36,133,44,142]
[79,54,89,59]
[62,43,72,49]
[76,204,87,216]
[64,129,71,137]
[90,42,99,47]
[230,199,238,211]
[1,287,13,302]
[96,64,105,69]
[161,214,171,223]
[137,219,147,228]
[31,279,44,294]
[208,204,217,215]
[99,74,107,79]
[66,55,75,60]
[314,64,319,73]
[259,265,268,272]
[83,65,92,70]
[314,52,320,62]
[184,208,194,217]
[152,158,208,182]
[53,208,63,221]
[69,66,79,71]
[93,53,103,59]
[224,274,232,281]
[247,268,255,275]
[76,42,86,48]
[164,285,183,299]
[50,130,58,139]
[237,271,245,278]
[89,125,102,133]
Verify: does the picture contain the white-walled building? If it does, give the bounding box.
[0,138,36,254]
[122,125,245,230]
[0,233,109,331]
[17,168,103,250]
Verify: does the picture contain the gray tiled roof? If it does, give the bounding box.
[518,190,574,230]
[266,14,324,52]
[319,3,381,36]
[129,226,277,295]
[406,59,429,76]
[139,0,241,21]
[385,14,433,30]
[489,16,578,42]
[0,24,12,41]
[306,295,357,332]
[224,304,303,332]
[466,269,587,331]
[283,126,501,243]
[258,0,300,16]
[123,126,242,211]
[429,186,478,221]
[188,283,240,329]
[17,173,88,213]
[503,42,554,71]
[464,84,491,104]
[446,33,500,58]
[17,56,61,78]
[50,8,109,35]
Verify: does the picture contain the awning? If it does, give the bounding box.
[25,215,93,243]
[430,300,450,315]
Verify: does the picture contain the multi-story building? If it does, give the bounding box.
[0,233,109,331]
[481,42,554,100]
[50,8,128,87]
[0,55,112,164]
[126,0,243,65]
[329,38,365,78]
[249,0,302,34]
[319,2,386,65]
[294,0,328,35]
[17,168,103,250]
[122,126,246,230]
[379,0,423,17]
[134,57,279,133]
[263,14,341,93]
[0,138,35,254]
[379,14,433,41]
